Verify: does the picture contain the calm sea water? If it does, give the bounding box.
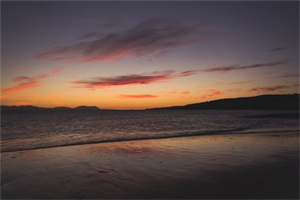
[1,110,299,152]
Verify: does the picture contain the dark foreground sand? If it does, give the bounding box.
[1,131,299,199]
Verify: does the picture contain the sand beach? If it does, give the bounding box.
[1,131,299,199]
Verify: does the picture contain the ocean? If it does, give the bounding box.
[1,110,299,152]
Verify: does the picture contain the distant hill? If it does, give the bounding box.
[74,106,100,111]
[1,105,101,112]
[148,94,300,110]
[52,106,73,111]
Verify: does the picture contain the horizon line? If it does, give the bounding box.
[1,93,298,111]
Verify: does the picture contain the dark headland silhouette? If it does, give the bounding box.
[149,93,299,110]
[1,94,299,112]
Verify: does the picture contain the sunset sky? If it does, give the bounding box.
[1,1,299,109]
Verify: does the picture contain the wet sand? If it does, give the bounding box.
[1,131,299,199]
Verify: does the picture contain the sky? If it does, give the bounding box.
[1,1,299,109]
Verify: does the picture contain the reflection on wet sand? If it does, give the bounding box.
[1,132,299,199]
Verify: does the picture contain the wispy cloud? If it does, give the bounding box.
[118,94,158,99]
[175,60,287,77]
[1,67,66,95]
[195,89,224,100]
[205,89,224,96]
[36,18,205,63]
[72,59,289,90]
[249,85,289,93]
[179,70,200,76]
[292,83,299,87]
[215,80,253,85]
[181,91,190,94]
[226,88,243,93]
[228,80,254,85]
[2,77,40,95]
[200,60,288,73]
[178,91,192,99]
[73,70,195,90]
[275,73,300,78]
[267,46,293,52]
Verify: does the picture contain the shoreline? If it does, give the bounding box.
[1,129,299,153]
[1,131,299,199]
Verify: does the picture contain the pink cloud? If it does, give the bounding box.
[181,91,190,94]
[206,89,224,95]
[118,94,158,99]
[71,59,288,91]
[36,18,205,63]
[0,95,9,99]
[73,70,197,90]
[1,77,40,95]
[161,90,191,98]
[179,91,192,99]
[1,67,66,95]
[52,67,66,74]
[195,89,224,100]
[226,89,243,93]
[161,90,177,97]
